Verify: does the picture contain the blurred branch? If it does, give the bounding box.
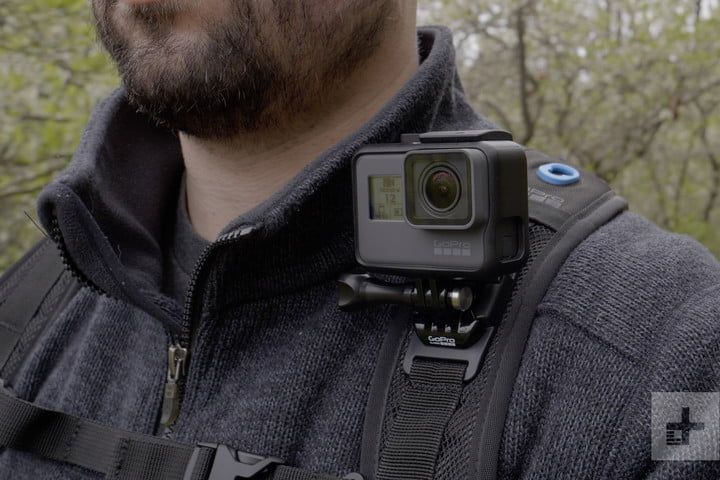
[515,2,535,144]
[478,99,514,131]
[0,186,45,200]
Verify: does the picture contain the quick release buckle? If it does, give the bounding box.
[184,443,284,480]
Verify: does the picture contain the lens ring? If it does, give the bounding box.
[421,165,461,213]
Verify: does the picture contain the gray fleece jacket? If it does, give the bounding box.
[1,26,720,480]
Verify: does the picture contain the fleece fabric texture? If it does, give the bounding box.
[161,175,209,305]
[1,25,720,480]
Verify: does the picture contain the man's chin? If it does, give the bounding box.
[94,0,395,139]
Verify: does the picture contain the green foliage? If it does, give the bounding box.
[421,0,720,254]
[0,0,117,272]
[1,1,719,273]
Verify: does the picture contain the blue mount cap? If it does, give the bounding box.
[537,163,581,186]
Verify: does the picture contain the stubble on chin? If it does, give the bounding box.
[93,0,396,140]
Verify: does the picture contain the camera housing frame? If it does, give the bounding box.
[352,130,528,280]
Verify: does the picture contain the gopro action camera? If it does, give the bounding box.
[352,130,528,280]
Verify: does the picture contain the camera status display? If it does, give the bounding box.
[369,175,404,220]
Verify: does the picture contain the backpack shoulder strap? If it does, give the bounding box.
[473,150,627,480]
[0,237,79,386]
[361,149,628,480]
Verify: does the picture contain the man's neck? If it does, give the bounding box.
[182,17,419,241]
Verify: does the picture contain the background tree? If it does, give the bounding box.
[1,0,719,273]
[420,0,720,246]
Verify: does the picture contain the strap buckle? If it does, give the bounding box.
[185,443,284,480]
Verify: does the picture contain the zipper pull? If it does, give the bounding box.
[160,344,188,427]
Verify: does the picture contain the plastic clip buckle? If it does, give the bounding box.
[184,443,284,480]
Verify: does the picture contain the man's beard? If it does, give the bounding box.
[92,0,395,139]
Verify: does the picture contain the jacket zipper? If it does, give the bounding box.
[49,215,257,430]
[159,225,257,428]
[49,219,106,297]
[161,343,188,427]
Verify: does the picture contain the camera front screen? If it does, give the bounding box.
[368,175,404,220]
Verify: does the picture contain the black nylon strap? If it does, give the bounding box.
[0,387,202,478]
[473,194,628,480]
[273,466,344,480]
[0,388,345,480]
[376,358,466,480]
[0,240,66,373]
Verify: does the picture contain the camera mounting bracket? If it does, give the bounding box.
[405,274,514,381]
[336,273,515,381]
[409,274,514,347]
[403,324,495,382]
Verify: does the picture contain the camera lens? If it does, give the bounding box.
[424,167,461,212]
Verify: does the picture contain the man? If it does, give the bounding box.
[0,0,719,479]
